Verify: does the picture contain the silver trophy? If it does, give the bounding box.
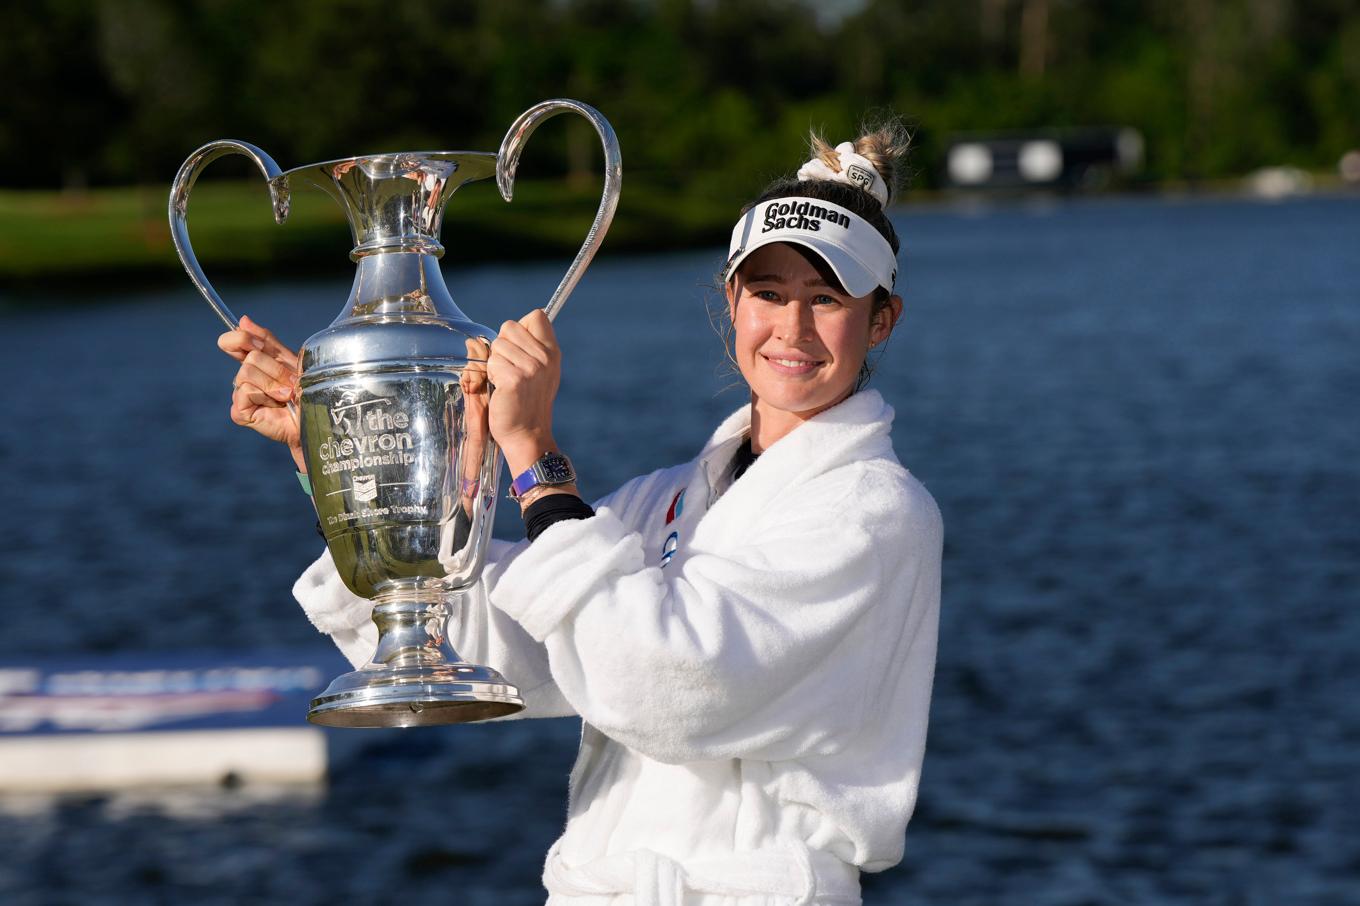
[169,100,621,727]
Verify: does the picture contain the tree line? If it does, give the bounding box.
[3,0,1357,195]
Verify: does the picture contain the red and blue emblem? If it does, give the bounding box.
[666,489,686,524]
[660,488,686,567]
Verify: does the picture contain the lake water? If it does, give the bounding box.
[0,193,1357,904]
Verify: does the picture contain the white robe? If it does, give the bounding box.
[294,389,943,906]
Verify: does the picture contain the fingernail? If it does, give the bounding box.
[250,338,265,350]
[271,386,292,399]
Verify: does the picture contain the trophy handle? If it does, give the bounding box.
[168,140,291,331]
[496,99,622,322]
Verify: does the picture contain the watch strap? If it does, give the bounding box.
[508,451,576,499]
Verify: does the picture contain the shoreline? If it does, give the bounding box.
[1,175,1354,298]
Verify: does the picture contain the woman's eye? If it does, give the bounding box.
[754,290,781,302]
[813,294,840,306]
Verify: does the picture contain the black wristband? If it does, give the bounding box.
[523,493,595,542]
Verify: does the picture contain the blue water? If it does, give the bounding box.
[0,194,1357,904]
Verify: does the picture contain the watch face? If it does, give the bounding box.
[539,454,574,484]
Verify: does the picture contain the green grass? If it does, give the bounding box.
[0,178,736,289]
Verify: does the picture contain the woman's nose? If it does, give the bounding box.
[778,300,815,341]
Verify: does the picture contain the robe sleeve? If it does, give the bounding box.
[487,465,943,763]
[291,550,380,669]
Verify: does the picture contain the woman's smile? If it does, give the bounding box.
[761,352,824,375]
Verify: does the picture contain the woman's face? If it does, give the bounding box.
[727,242,899,428]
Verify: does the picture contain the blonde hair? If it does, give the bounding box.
[808,118,913,206]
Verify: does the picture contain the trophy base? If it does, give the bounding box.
[307,663,524,728]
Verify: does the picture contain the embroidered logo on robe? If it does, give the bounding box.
[660,531,679,567]
[665,489,686,525]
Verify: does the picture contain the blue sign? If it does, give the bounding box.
[0,649,350,736]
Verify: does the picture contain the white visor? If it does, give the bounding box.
[722,197,898,297]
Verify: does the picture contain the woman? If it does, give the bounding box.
[221,125,942,906]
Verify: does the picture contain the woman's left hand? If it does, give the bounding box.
[487,308,561,475]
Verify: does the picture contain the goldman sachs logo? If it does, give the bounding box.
[761,200,851,233]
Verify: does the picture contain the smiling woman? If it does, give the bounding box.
[229,118,942,906]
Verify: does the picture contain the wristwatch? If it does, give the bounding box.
[508,451,576,500]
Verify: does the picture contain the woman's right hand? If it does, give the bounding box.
[217,315,305,470]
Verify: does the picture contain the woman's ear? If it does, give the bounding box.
[870,294,904,346]
[725,279,738,319]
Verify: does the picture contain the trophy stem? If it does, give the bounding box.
[369,591,456,668]
[307,590,524,728]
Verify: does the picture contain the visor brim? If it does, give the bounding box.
[725,235,884,299]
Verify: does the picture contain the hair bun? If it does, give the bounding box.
[809,119,911,205]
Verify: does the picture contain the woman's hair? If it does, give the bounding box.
[714,117,912,392]
[748,122,911,253]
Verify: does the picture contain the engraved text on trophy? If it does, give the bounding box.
[317,393,422,526]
